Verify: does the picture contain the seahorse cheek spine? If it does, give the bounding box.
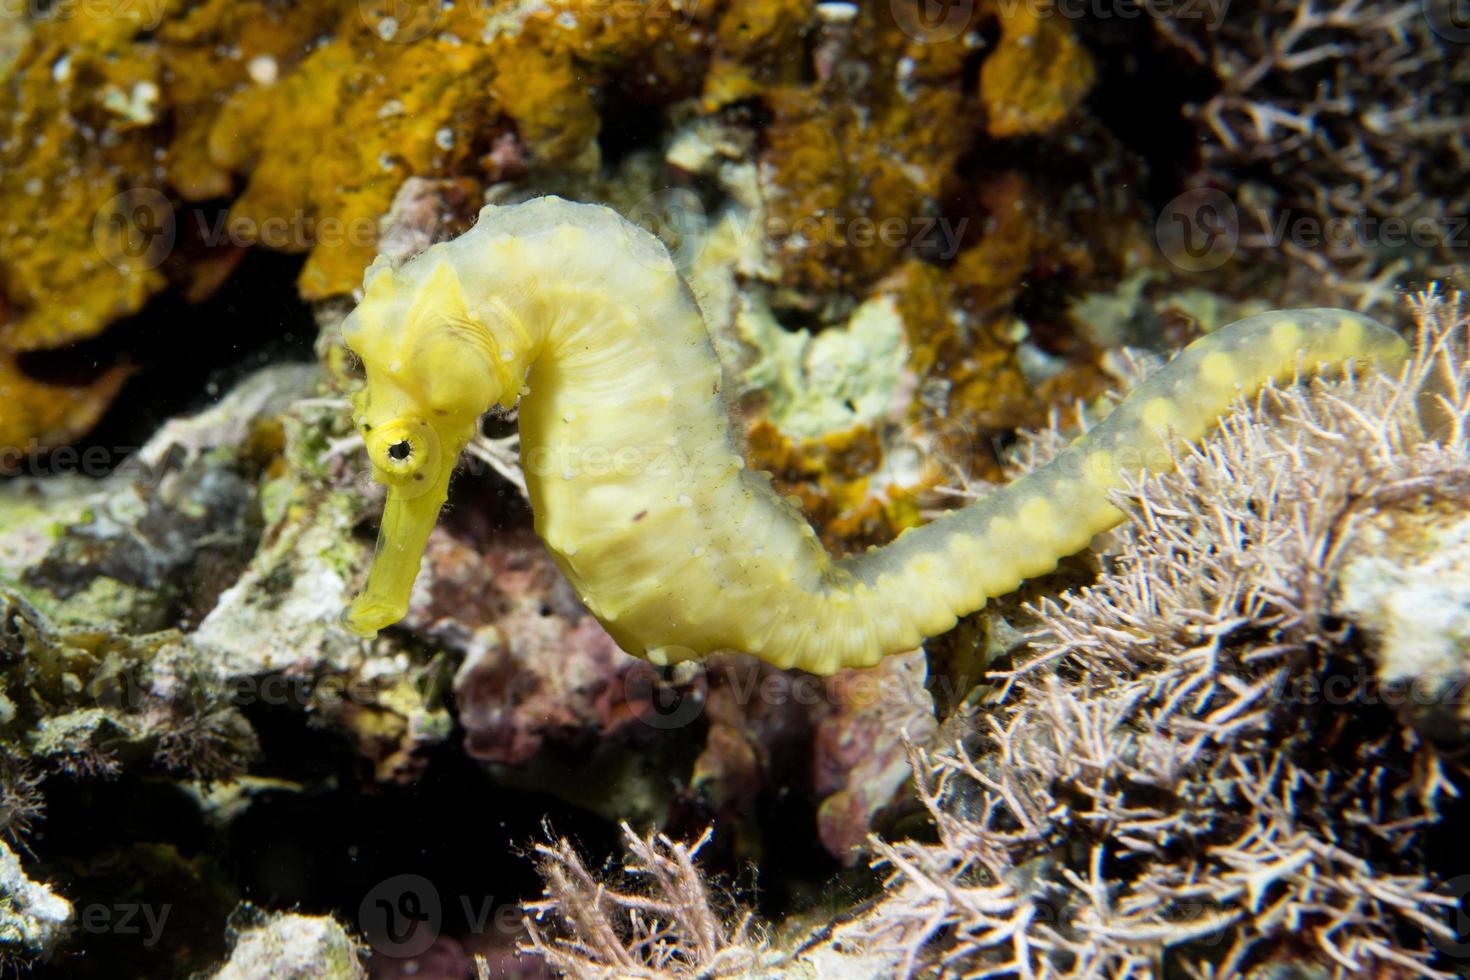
[342,196,1408,675]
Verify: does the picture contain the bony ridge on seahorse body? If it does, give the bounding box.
[340,196,1408,676]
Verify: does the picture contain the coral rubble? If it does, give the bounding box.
[0,837,72,964]
[210,909,365,980]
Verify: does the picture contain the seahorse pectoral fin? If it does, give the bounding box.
[342,458,455,637]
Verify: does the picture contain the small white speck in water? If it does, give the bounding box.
[247,55,278,85]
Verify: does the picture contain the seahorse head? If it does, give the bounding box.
[339,254,501,637]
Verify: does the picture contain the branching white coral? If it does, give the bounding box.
[521,291,1468,979]
[861,288,1470,978]
[1164,0,1470,298]
[522,822,769,979]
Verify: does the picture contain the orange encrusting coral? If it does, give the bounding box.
[0,0,339,353]
[0,0,1110,470]
[0,354,129,471]
[0,0,344,450]
[213,0,719,299]
[980,1,1097,138]
[744,420,929,553]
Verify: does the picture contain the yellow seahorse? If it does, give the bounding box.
[340,196,1407,675]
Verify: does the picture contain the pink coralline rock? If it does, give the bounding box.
[414,517,936,858]
[369,936,474,980]
[372,933,548,980]
[376,177,483,270]
[415,528,641,767]
[483,131,530,186]
[814,651,937,863]
[374,133,527,271]
[691,655,819,812]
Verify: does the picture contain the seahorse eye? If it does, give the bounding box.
[365,418,441,489]
[379,433,425,479]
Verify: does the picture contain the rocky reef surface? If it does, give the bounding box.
[0,1,1466,977]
